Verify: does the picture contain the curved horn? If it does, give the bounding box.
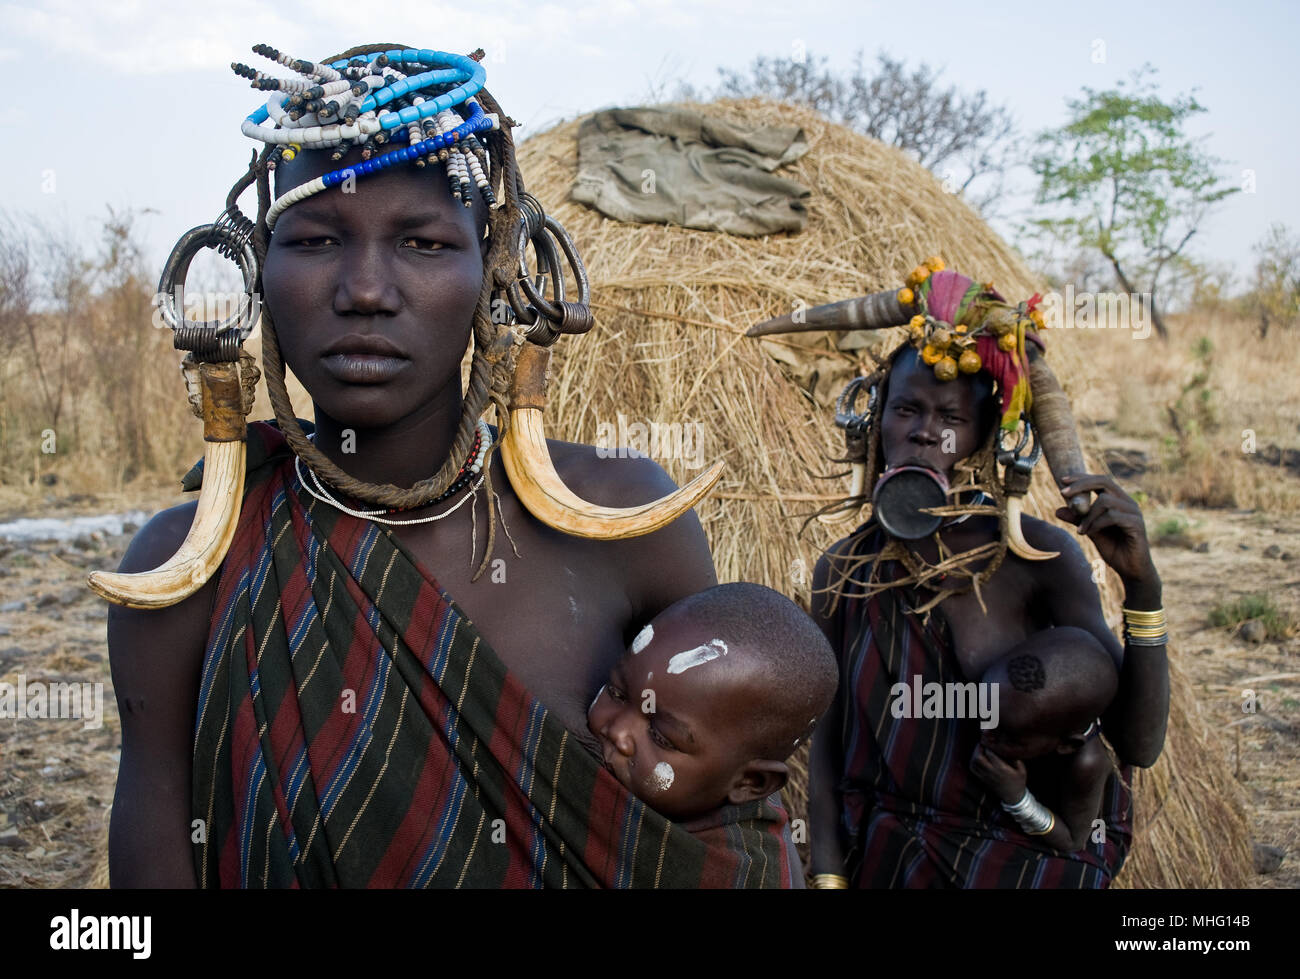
[1026,348,1091,517]
[1006,493,1059,562]
[747,290,916,337]
[500,344,724,539]
[849,461,866,500]
[88,361,248,608]
[817,462,867,525]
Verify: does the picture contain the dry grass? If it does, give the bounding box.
[1,325,195,497]
[1,322,310,502]
[1066,309,1300,513]
[521,98,1254,887]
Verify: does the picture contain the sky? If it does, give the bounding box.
[1,0,1295,288]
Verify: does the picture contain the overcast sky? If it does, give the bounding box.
[2,0,1294,287]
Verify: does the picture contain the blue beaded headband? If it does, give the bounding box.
[232,45,501,229]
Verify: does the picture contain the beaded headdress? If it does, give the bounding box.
[894,258,1045,433]
[232,45,499,226]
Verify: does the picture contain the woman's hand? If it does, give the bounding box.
[1054,474,1160,598]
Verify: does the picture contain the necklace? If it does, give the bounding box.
[295,421,493,526]
[900,490,998,591]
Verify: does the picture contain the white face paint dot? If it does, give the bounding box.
[649,761,675,792]
[631,624,654,654]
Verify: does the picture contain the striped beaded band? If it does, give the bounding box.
[233,45,502,229]
[264,101,495,229]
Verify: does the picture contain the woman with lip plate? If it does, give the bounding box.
[101,43,799,888]
[750,264,1169,889]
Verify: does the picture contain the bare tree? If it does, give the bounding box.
[0,207,167,485]
[713,51,1018,216]
[0,213,92,431]
[714,52,844,120]
[91,207,163,482]
[0,214,34,360]
[1248,223,1300,338]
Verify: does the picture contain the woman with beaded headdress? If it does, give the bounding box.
[100,43,798,888]
[747,260,1170,888]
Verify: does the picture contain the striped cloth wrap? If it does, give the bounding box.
[832,530,1133,888]
[191,422,798,888]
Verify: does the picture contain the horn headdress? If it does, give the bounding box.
[87,202,262,608]
[90,45,721,609]
[748,258,1090,561]
[497,197,723,540]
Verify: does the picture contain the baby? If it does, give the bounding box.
[970,638,1119,852]
[587,582,838,822]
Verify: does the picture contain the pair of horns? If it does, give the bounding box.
[89,344,724,608]
[749,289,1091,561]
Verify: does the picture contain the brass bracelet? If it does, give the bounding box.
[1124,629,1168,647]
[1121,607,1166,627]
[1125,625,1167,637]
[1122,607,1167,647]
[810,873,850,889]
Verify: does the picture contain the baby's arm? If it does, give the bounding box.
[1050,738,1112,851]
[970,741,1109,852]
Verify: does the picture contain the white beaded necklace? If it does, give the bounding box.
[294,422,492,527]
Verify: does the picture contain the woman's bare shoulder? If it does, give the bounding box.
[107,501,219,688]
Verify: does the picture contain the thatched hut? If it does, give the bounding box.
[521,98,1252,887]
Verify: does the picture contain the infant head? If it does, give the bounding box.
[588,582,837,820]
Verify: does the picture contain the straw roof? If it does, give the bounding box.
[520,98,1252,887]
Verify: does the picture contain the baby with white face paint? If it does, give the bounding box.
[587,583,837,822]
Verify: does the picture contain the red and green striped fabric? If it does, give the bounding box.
[191,423,798,888]
[832,529,1133,888]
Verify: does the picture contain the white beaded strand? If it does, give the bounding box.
[296,456,486,526]
[292,421,493,526]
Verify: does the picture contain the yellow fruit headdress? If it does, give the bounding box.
[901,258,1044,432]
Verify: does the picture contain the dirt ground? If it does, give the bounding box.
[0,487,183,888]
[1135,498,1300,889]
[0,471,1295,888]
